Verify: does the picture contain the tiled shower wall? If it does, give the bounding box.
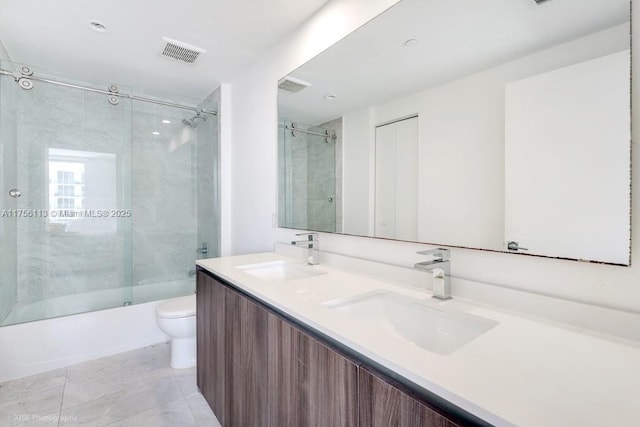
[310,117,342,233]
[290,129,309,229]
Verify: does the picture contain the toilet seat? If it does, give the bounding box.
[156,295,196,319]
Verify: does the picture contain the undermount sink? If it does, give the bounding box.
[235,260,326,283]
[325,291,498,355]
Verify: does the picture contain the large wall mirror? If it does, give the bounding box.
[278,0,631,265]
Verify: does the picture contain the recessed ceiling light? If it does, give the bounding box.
[152,131,160,135]
[324,94,337,100]
[89,21,108,33]
[162,119,171,124]
[403,39,417,47]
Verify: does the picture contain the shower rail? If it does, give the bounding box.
[279,123,337,140]
[0,68,217,116]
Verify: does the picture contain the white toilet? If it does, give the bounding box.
[156,294,196,369]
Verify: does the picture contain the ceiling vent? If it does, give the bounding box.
[161,37,206,64]
[278,76,312,92]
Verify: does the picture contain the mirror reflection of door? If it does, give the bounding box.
[374,116,418,241]
[505,51,630,264]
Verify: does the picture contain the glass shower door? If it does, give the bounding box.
[278,119,337,232]
[306,123,336,232]
[0,62,18,325]
[0,62,133,325]
[129,96,218,303]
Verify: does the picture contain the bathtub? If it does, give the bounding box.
[0,278,194,383]
[2,278,195,326]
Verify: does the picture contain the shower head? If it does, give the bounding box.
[181,117,196,128]
[181,112,206,128]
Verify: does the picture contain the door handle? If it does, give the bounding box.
[507,241,528,251]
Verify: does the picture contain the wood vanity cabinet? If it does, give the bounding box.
[267,314,359,426]
[196,270,227,424]
[197,270,475,427]
[359,367,460,427]
[196,270,358,426]
[197,270,270,426]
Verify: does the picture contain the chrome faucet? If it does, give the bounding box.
[291,232,320,265]
[414,248,451,300]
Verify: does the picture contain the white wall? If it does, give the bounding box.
[342,107,374,235]
[227,1,640,315]
[219,83,232,256]
[0,40,10,61]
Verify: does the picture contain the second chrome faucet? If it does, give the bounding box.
[414,248,451,300]
[291,232,320,265]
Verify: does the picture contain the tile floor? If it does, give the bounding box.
[0,343,221,426]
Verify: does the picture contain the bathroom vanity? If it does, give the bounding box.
[196,269,470,426]
[195,252,640,427]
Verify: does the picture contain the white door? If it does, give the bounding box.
[374,117,418,241]
[505,51,630,264]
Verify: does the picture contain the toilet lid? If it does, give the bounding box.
[156,294,196,318]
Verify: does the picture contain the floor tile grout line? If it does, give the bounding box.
[184,391,200,426]
[169,361,202,425]
[169,366,196,423]
[57,368,68,427]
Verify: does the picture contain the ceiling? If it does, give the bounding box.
[0,0,331,101]
[279,0,631,124]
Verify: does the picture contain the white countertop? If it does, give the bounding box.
[197,252,640,427]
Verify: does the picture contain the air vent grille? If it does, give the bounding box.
[161,37,206,64]
[278,76,312,92]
